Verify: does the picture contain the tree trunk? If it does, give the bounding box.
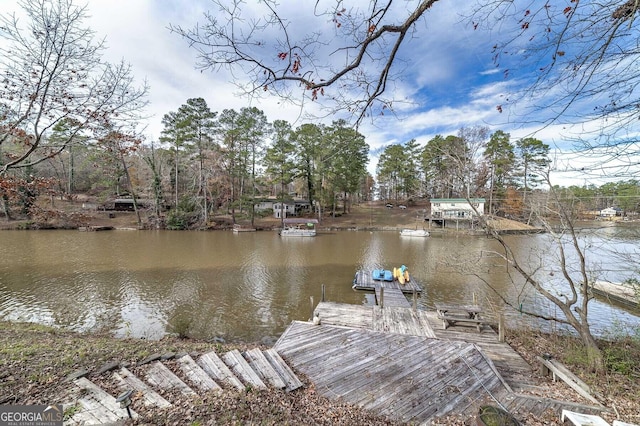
[1,195,11,221]
[119,151,141,228]
[578,321,605,372]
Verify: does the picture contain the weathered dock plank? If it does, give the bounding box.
[373,306,437,338]
[312,302,373,328]
[144,361,196,396]
[274,322,512,423]
[312,335,432,398]
[351,339,452,407]
[68,377,138,424]
[272,322,356,357]
[312,301,436,338]
[423,310,537,393]
[222,349,267,390]
[375,285,412,308]
[243,348,287,389]
[263,349,304,392]
[287,328,379,374]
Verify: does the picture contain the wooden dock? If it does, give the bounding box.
[590,281,638,310]
[275,282,611,424]
[274,321,512,423]
[352,270,423,295]
[314,301,436,338]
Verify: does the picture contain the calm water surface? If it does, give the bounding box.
[1,227,638,344]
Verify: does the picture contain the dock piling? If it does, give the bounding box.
[412,290,417,311]
[498,313,505,342]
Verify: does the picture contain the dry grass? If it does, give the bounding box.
[0,321,399,425]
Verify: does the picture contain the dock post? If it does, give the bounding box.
[309,296,314,321]
[321,284,325,302]
[498,313,505,342]
[380,287,384,309]
[412,290,417,311]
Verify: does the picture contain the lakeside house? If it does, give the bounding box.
[429,198,486,230]
[599,206,622,218]
[430,198,485,219]
[253,197,312,219]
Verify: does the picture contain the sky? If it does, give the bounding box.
[1,0,636,188]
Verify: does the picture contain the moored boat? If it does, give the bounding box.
[400,228,429,237]
[279,218,318,237]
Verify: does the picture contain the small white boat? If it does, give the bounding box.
[400,228,429,237]
[279,218,318,237]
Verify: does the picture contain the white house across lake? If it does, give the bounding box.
[254,198,312,219]
[429,198,486,230]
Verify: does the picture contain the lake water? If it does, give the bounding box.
[1,227,638,344]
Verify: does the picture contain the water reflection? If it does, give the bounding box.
[0,229,637,342]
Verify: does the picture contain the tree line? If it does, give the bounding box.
[377,126,640,219]
[5,97,640,230]
[1,96,372,229]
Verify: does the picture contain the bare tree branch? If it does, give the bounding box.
[0,0,149,176]
[170,0,440,125]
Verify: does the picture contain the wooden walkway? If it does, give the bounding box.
[313,301,534,391]
[62,349,304,425]
[422,310,538,393]
[314,301,436,338]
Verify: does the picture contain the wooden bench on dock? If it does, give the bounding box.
[435,303,486,332]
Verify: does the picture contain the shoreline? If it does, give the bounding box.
[0,220,544,234]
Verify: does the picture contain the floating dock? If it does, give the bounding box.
[352,269,423,294]
[590,281,638,310]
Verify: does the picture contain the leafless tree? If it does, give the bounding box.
[474,1,640,180]
[458,171,607,371]
[172,0,638,369]
[0,0,149,176]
